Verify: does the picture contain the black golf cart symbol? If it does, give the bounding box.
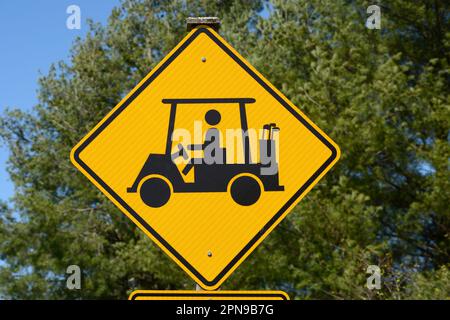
[127,98,284,207]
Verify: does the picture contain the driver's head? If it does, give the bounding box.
[205,109,221,126]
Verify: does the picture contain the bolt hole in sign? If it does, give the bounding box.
[71,26,340,290]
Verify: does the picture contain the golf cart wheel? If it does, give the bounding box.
[230,176,261,206]
[139,177,171,208]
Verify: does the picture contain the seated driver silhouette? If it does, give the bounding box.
[182,109,223,175]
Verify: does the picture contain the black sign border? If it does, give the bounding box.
[129,291,289,300]
[73,27,338,288]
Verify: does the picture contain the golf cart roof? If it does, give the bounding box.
[162,98,255,104]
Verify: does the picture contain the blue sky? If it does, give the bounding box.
[0,1,120,202]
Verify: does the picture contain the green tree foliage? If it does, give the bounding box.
[0,0,448,299]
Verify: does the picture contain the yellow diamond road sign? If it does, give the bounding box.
[71,26,340,290]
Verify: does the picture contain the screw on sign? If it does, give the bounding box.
[71,22,340,290]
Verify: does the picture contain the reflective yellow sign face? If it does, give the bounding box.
[71,26,339,290]
[129,290,289,300]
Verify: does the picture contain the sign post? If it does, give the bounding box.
[71,17,340,293]
[186,16,220,32]
[187,17,222,293]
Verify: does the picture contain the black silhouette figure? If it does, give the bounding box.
[182,109,222,176]
[127,98,284,208]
